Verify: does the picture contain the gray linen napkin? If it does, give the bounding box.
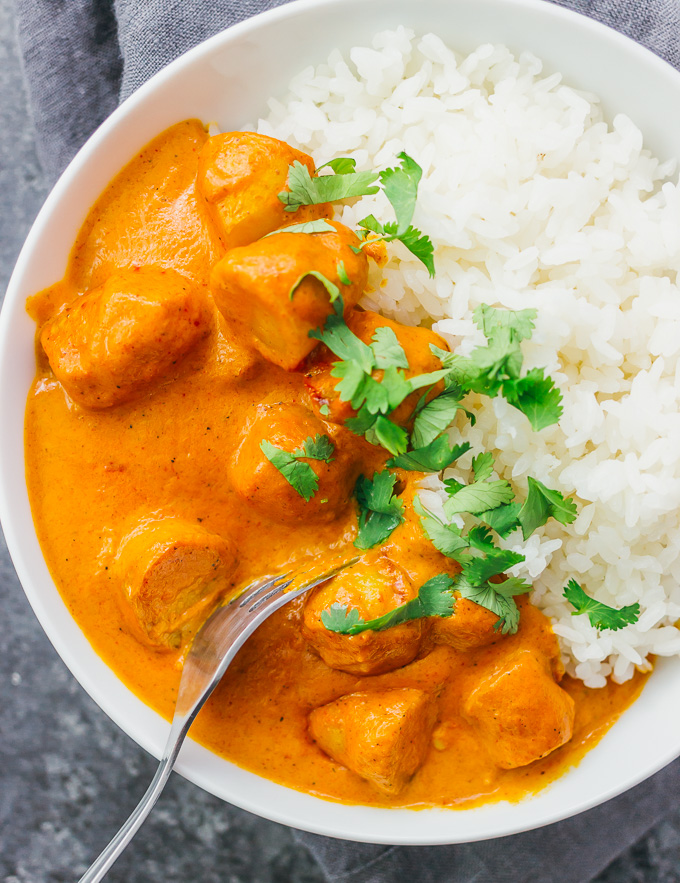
[12,0,680,880]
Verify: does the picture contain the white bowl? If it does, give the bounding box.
[3,0,680,846]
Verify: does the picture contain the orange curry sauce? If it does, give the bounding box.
[24,119,645,808]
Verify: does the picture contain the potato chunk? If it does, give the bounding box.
[210,220,367,370]
[197,132,331,248]
[303,554,426,675]
[463,649,575,769]
[229,403,357,523]
[309,688,436,795]
[41,266,210,409]
[115,517,237,648]
[305,310,448,424]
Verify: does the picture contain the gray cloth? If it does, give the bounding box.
[11,0,680,880]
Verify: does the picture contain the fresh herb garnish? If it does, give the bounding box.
[289,271,341,304]
[387,438,471,472]
[455,571,532,634]
[356,153,435,276]
[265,219,337,236]
[354,470,405,550]
[563,579,641,631]
[260,434,334,502]
[336,260,351,285]
[320,573,456,634]
[278,160,379,212]
[430,304,563,431]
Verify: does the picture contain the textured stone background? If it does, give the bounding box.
[0,0,678,879]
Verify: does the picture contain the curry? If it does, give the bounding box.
[24,119,645,808]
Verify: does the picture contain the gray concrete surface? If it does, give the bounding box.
[1,0,679,880]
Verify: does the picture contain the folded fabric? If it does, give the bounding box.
[12,0,680,880]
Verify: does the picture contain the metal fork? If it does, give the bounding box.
[78,556,357,883]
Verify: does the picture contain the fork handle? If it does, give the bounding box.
[77,735,183,883]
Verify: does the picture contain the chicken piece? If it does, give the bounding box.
[197,131,331,249]
[309,688,436,795]
[210,220,367,371]
[303,553,426,675]
[305,310,449,425]
[115,517,237,648]
[432,597,500,651]
[229,402,357,523]
[463,649,575,769]
[41,266,211,409]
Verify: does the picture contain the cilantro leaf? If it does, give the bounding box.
[331,360,369,405]
[354,470,405,549]
[266,219,336,236]
[503,368,563,431]
[473,304,537,342]
[289,271,340,304]
[367,415,409,456]
[479,502,521,538]
[279,160,379,211]
[414,496,469,559]
[336,260,351,285]
[371,326,409,370]
[462,549,526,584]
[309,311,375,373]
[387,222,436,277]
[444,479,515,517]
[379,152,423,233]
[517,477,577,540]
[455,573,531,635]
[295,434,335,462]
[467,525,497,554]
[260,439,319,502]
[387,437,471,472]
[472,452,494,482]
[563,579,640,631]
[320,602,363,633]
[411,389,464,448]
[320,573,456,635]
[316,157,358,174]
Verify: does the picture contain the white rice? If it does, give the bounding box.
[255,27,680,687]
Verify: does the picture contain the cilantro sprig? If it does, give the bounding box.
[320,573,455,635]
[430,304,563,432]
[260,434,334,502]
[278,151,435,276]
[563,579,640,631]
[357,153,435,276]
[354,470,405,549]
[278,160,379,211]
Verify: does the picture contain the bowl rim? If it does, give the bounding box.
[3,0,680,846]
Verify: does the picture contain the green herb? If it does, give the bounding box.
[289,271,340,304]
[387,437,471,472]
[319,403,331,416]
[354,470,405,549]
[265,219,336,236]
[479,502,522,538]
[429,305,563,431]
[320,573,456,635]
[413,496,469,558]
[371,326,409,369]
[379,152,423,233]
[444,477,515,517]
[503,368,564,432]
[455,572,532,634]
[279,160,379,212]
[563,579,641,631]
[517,477,577,540]
[260,434,334,502]
[363,415,409,456]
[410,388,464,448]
[472,452,494,482]
[336,260,351,285]
[316,157,359,174]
